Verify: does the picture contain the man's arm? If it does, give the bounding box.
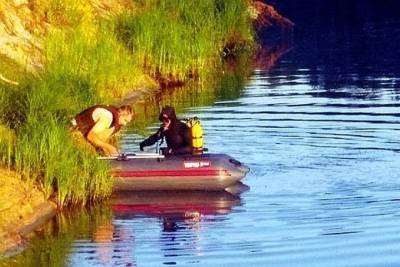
[87,116,118,156]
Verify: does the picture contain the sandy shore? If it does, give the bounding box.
[0,169,57,257]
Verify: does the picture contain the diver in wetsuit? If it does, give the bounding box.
[139,106,191,155]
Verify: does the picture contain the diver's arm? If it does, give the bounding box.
[140,128,163,148]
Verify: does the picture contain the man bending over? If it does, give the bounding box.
[72,105,133,156]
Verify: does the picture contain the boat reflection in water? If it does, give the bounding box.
[91,182,249,265]
[111,182,248,218]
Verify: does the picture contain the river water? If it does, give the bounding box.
[3,2,400,267]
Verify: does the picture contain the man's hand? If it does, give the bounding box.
[86,116,118,156]
[103,144,118,156]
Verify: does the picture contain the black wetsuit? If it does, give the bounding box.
[140,106,191,155]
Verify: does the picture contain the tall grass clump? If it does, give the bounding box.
[1,65,116,206]
[10,75,113,206]
[0,0,145,207]
[116,0,254,81]
[0,124,14,169]
[14,117,112,206]
[11,0,139,206]
[44,0,145,100]
[0,57,26,169]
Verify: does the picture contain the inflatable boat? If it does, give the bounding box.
[102,153,250,191]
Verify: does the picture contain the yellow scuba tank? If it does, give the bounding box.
[186,117,203,154]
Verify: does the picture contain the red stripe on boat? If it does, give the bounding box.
[111,169,230,178]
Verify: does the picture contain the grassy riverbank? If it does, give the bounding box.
[0,0,255,207]
[116,0,253,83]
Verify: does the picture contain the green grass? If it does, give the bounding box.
[116,0,254,81]
[0,0,254,207]
[2,75,114,206]
[0,124,14,169]
[14,116,112,206]
[0,1,127,206]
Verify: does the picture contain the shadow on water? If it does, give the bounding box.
[267,0,400,95]
[0,204,114,267]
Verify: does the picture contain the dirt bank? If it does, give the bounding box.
[0,169,57,257]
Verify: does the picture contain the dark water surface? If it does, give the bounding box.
[3,2,400,266]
